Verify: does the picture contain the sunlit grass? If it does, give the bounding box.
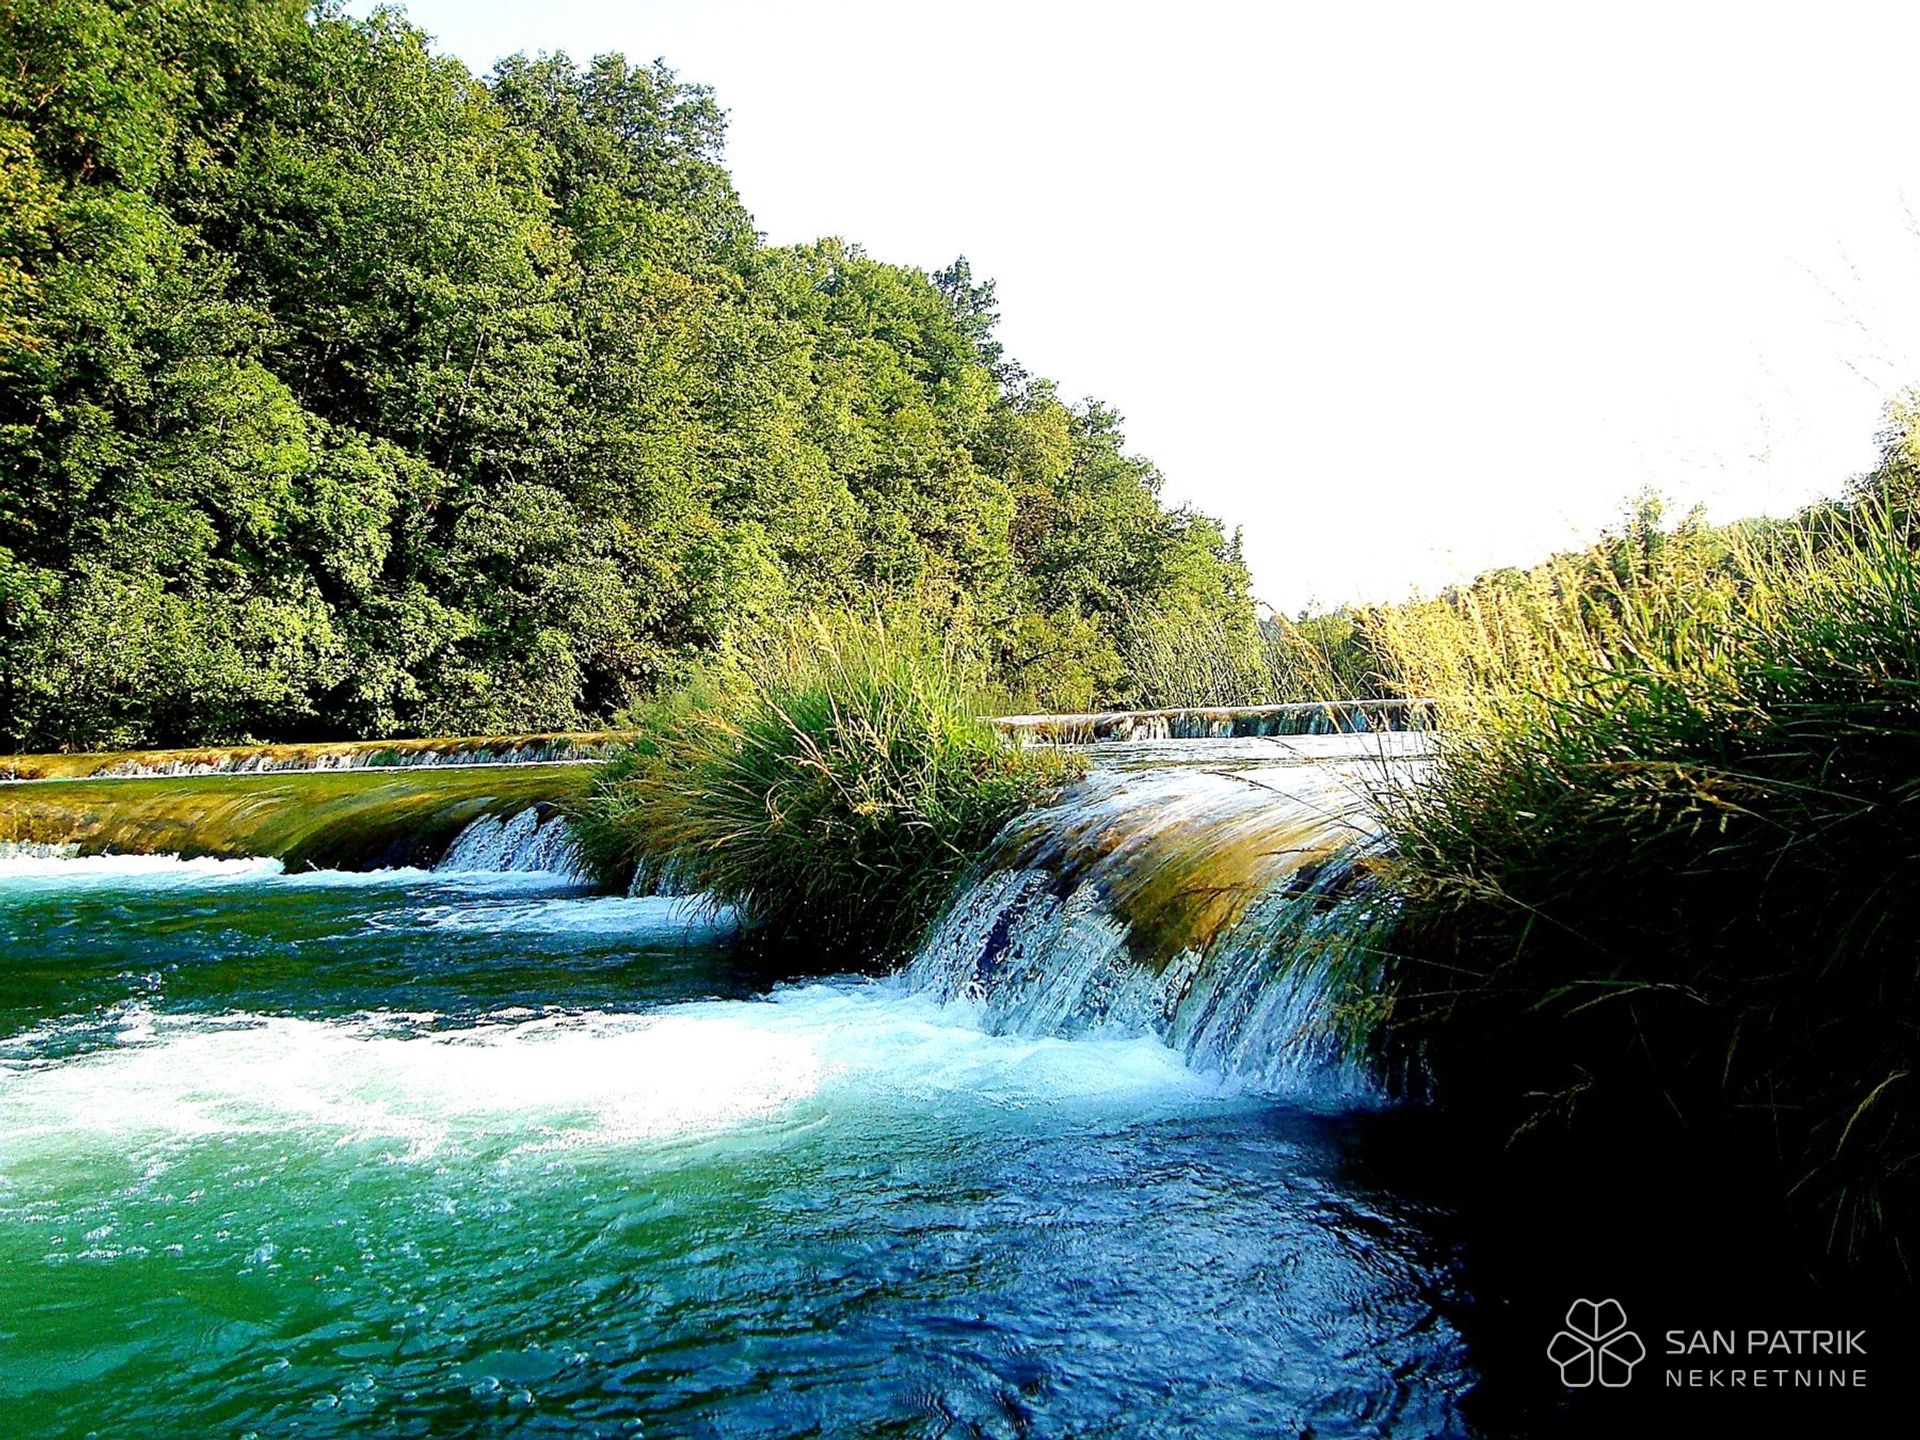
[570,618,1083,958]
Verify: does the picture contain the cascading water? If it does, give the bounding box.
[626,853,700,898]
[429,738,1427,1094]
[436,807,590,880]
[432,808,716,897]
[905,734,1424,1098]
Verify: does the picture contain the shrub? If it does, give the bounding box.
[569,618,1081,959]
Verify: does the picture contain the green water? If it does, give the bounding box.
[0,850,1476,1437]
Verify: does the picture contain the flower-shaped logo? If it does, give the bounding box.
[1547,1298,1645,1388]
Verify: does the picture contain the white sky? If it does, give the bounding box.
[363,0,1920,613]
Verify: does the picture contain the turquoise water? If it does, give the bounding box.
[0,846,1476,1436]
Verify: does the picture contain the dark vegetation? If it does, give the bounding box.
[0,0,1258,751]
[1346,438,1920,1281]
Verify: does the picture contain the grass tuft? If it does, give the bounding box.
[568,617,1082,960]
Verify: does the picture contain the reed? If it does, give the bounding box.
[1365,500,1920,1273]
[1120,608,1353,707]
[570,618,1082,958]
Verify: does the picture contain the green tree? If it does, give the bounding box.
[0,0,1261,749]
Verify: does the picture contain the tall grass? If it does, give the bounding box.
[1119,608,1353,708]
[569,618,1081,959]
[1366,501,1920,1273]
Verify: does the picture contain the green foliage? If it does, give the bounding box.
[1365,497,1920,1273]
[0,0,1257,749]
[569,619,1081,959]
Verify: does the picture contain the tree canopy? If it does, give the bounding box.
[0,0,1258,748]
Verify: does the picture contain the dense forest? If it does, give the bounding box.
[0,0,1258,750]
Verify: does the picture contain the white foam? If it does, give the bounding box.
[0,984,1221,1171]
[304,866,578,893]
[0,1008,818,1160]
[416,894,739,939]
[0,851,602,897]
[0,852,287,888]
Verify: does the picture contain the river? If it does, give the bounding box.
[0,735,1487,1437]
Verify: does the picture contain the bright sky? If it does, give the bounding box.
[365,0,1920,613]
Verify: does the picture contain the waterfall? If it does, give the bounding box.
[0,840,82,862]
[904,740,1418,1098]
[626,855,700,898]
[436,808,590,880]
